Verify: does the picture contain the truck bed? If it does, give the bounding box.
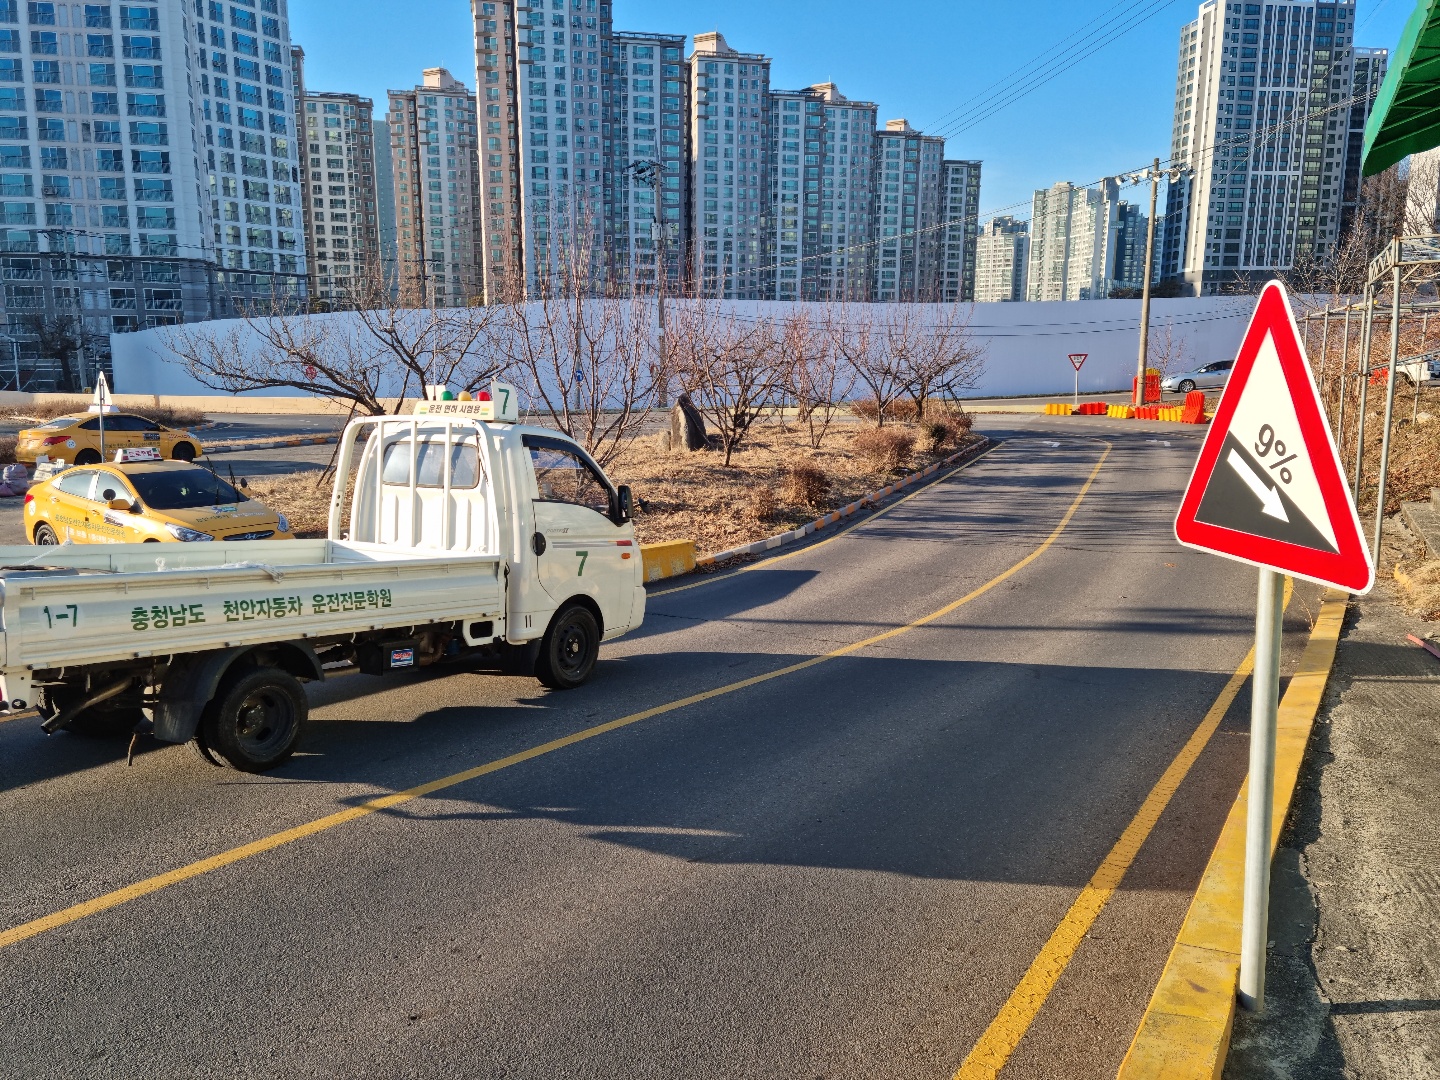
[0,540,505,674]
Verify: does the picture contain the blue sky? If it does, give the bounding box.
[291,0,1415,221]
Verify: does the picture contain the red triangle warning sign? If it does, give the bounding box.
[1175,281,1374,594]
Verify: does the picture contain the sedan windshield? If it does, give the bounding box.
[128,468,245,510]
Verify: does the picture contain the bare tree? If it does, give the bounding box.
[830,304,908,426]
[161,272,507,416]
[672,304,788,467]
[894,303,985,418]
[785,305,855,449]
[19,313,89,393]
[1146,316,1190,383]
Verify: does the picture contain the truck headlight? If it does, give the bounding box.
[165,523,215,542]
[276,512,290,533]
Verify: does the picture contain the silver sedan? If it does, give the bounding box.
[1162,359,1234,394]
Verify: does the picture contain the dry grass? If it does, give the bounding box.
[6,398,207,429]
[1395,559,1440,621]
[612,420,981,553]
[239,420,982,554]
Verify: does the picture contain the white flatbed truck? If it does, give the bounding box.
[0,399,646,771]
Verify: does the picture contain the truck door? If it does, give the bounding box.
[523,435,630,633]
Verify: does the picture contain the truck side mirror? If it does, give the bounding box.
[615,485,633,524]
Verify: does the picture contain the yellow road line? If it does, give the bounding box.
[648,441,1005,597]
[952,578,1294,1080]
[0,444,1108,954]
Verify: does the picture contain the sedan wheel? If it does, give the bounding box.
[1178,380,1196,394]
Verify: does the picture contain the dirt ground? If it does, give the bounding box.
[245,419,983,554]
[1225,517,1440,1080]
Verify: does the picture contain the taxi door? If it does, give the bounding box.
[91,468,146,543]
[524,435,631,633]
[47,468,99,542]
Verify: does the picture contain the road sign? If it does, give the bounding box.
[1068,353,1088,407]
[1175,281,1373,594]
[1173,279,1372,1015]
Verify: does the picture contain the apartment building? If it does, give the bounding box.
[767,82,876,301]
[1026,179,1145,300]
[387,68,482,305]
[296,87,381,305]
[973,215,1028,302]
[688,32,770,300]
[0,0,306,385]
[1160,0,1386,295]
[939,159,980,302]
[872,119,944,302]
[611,31,687,295]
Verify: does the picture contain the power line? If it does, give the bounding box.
[928,0,1189,143]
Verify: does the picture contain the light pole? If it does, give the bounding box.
[626,158,670,408]
[1128,159,1189,406]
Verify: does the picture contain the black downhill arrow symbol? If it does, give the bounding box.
[1193,434,1337,553]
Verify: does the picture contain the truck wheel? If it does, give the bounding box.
[534,604,600,690]
[199,666,307,772]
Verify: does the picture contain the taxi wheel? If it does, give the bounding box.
[74,449,101,466]
[171,442,196,462]
[33,523,59,545]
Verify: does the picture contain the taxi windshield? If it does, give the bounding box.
[129,468,244,510]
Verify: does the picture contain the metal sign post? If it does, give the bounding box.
[1238,566,1284,1010]
[1174,281,1374,1014]
[1068,353,1087,408]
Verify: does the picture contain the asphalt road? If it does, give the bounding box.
[0,414,1325,1080]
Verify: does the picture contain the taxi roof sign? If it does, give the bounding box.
[1174,281,1373,593]
[114,446,162,463]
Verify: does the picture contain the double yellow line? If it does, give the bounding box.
[0,442,1105,953]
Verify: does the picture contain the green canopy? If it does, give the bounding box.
[1363,0,1440,175]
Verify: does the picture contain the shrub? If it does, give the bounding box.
[782,460,830,509]
[920,416,959,453]
[746,486,778,523]
[848,397,919,424]
[853,427,915,472]
[0,435,14,465]
[849,397,881,422]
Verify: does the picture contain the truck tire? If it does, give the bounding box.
[198,666,307,772]
[534,604,600,690]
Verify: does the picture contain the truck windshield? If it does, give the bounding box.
[129,468,244,510]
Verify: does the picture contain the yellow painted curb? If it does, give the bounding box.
[1116,589,1350,1080]
[640,539,697,582]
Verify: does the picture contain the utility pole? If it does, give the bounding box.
[1131,159,1189,406]
[626,159,669,408]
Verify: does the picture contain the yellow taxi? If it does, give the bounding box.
[15,411,202,466]
[26,450,294,545]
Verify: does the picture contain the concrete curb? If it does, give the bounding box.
[689,437,993,571]
[201,434,341,456]
[1116,588,1350,1080]
[640,539,697,583]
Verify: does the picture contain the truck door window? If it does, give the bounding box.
[528,443,610,517]
[55,469,97,500]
